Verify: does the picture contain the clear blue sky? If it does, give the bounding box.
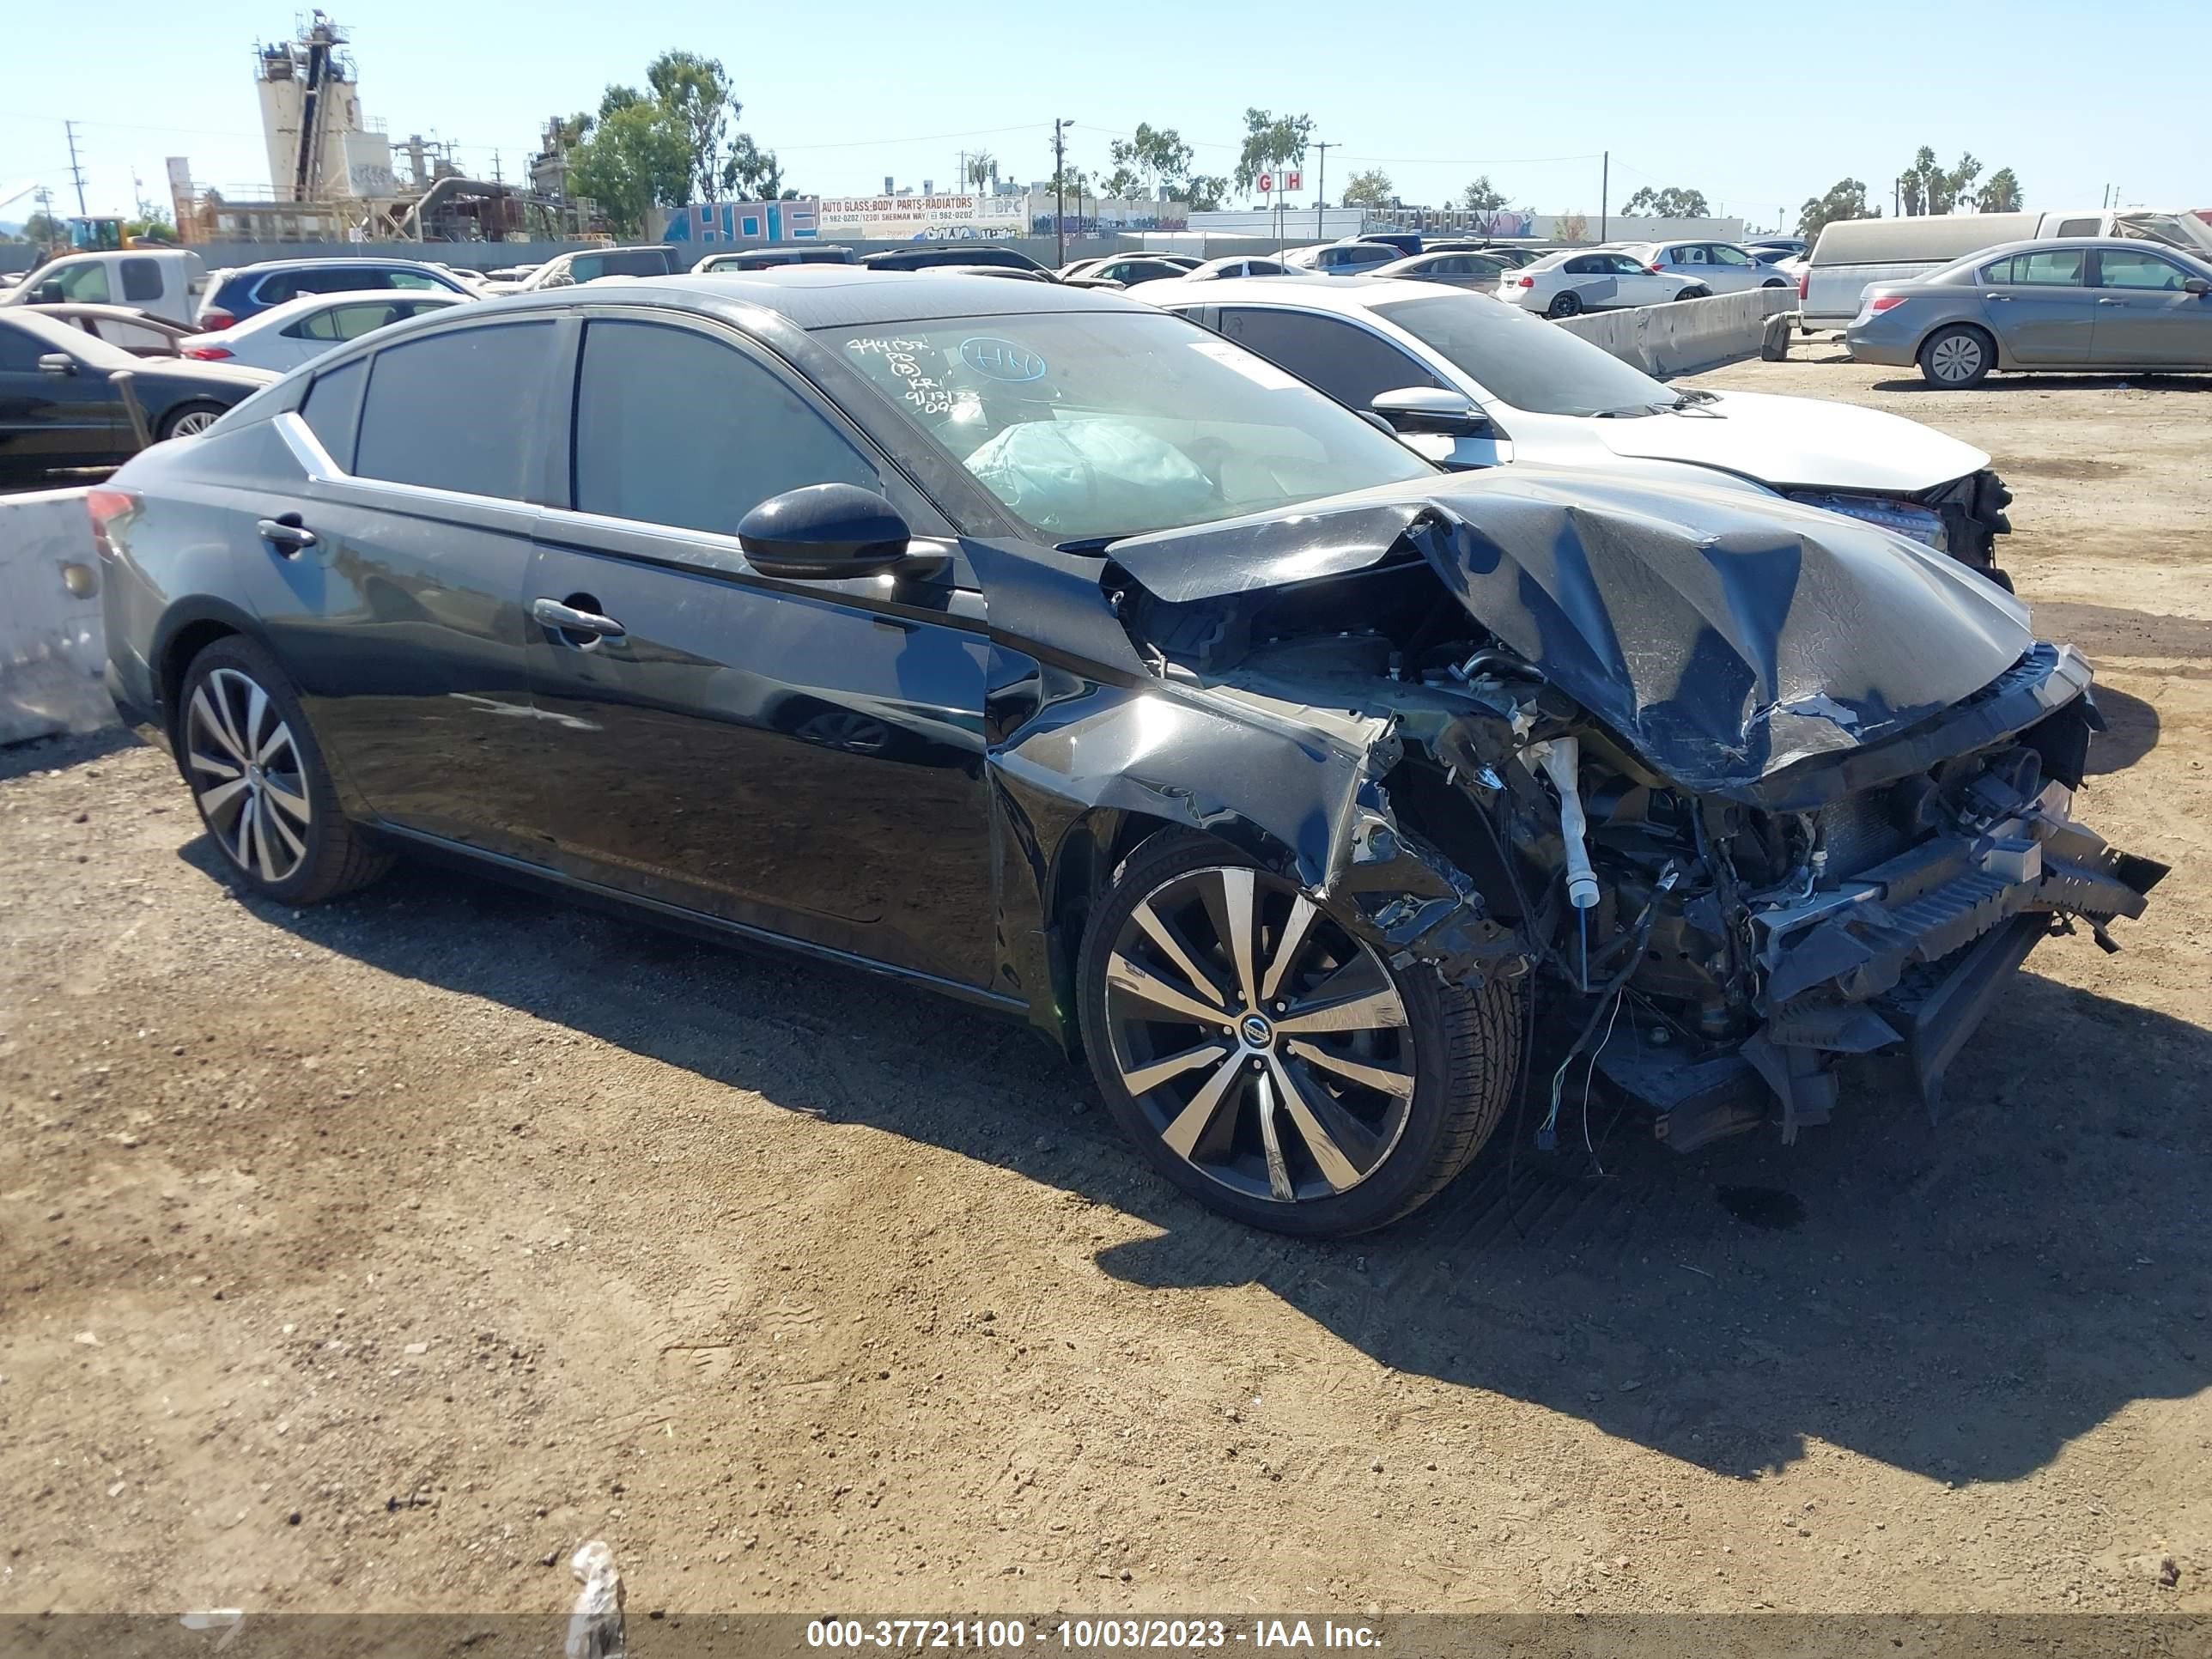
[4,0,2205,231]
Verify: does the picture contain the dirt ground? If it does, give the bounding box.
[2,353,2208,1620]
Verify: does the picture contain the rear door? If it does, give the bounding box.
[1972,248,2096,362]
[524,312,997,988]
[2089,246,2212,366]
[236,321,557,860]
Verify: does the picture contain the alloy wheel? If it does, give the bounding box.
[186,667,313,884]
[1929,334,1984,384]
[168,408,222,436]
[1102,865,1416,1205]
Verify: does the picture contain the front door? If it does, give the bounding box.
[0,322,121,484]
[525,313,997,988]
[2090,246,2212,367]
[239,321,559,861]
[1973,246,2097,363]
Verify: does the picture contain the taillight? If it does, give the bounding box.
[199,308,235,330]
[1867,295,1906,313]
[183,344,233,360]
[1648,264,1663,274]
[1797,266,1809,301]
[87,488,138,558]
[1516,275,1534,288]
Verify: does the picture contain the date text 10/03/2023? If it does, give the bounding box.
[805,1619,1384,1651]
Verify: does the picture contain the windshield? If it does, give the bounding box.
[822,310,1434,544]
[1370,293,1675,417]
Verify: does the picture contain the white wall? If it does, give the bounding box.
[0,488,116,744]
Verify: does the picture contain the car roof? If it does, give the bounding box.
[233,256,448,275]
[480,267,1136,330]
[219,288,468,331]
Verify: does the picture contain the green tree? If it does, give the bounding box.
[1340,168,1395,208]
[1233,107,1313,198]
[965,150,997,191]
[1799,177,1876,242]
[22,210,65,246]
[1620,185,1710,218]
[1897,147,1987,216]
[1109,123,1197,198]
[1457,175,1507,212]
[569,100,691,236]
[1182,174,1228,212]
[1102,167,1142,201]
[1978,166,2022,212]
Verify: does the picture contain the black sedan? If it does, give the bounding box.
[97,271,2160,1236]
[2,308,273,490]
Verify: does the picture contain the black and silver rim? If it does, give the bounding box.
[1929,334,1984,383]
[168,408,222,436]
[1103,865,1415,1205]
[186,667,312,884]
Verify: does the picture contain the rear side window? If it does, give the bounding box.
[571,319,877,536]
[2054,217,2101,237]
[299,357,367,470]
[1217,308,1445,409]
[121,258,163,302]
[1981,250,2086,287]
[354,321,552,498]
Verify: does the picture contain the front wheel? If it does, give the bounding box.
[177,635,392,903]
[1674,286,1711,301]
[1077,831,1522,1237]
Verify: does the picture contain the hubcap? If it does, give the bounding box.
[170,409,220,436]
[186,667,311,884]
[1931,336,1982,382]
[1103,866,1414,1205]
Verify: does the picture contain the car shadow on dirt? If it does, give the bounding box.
[1869,373,2212,395]
[192,842,2212,1492]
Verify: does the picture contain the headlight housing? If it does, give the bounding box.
[1785,489,1948,551]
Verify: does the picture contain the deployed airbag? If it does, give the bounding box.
[967,416,1217,538]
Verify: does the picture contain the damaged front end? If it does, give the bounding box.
[1094,469,2166,1149]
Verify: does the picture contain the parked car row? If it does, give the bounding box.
[90,264,2159,1237]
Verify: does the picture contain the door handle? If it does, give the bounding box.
[257,515,318,556]
[1984,293,2012,301]
[2096,297,2124,306]
[532,596,625,642]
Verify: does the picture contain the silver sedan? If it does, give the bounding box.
[1846,237,2212,387]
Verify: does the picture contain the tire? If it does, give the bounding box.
[159,400,228,440]
[175,635,392,904]
[1674,286,1711,301]
[1546,291,1583,319]
[1761,278,1788,289]
[1917,325,1995,389]
[1076,830,1522,1237]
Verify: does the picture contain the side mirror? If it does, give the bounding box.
[1370,386,1490,437]
[738,483,923,580]
[38,352,78,378]
[33,281,65,305]
[2186,276,2211,295]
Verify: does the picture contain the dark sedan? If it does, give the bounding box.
[856,246,1048,274]
[1,308,274,489]
[98,271,2160,1236]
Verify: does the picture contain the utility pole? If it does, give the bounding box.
[1599,151,1607,243]
[1053,118,1071,266]
[64,119,88,216]
[1313,139,1331,240]
[957,149,966,196]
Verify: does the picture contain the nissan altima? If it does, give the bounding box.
[95,270,2162,1236]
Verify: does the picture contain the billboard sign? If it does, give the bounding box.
[816,192,1025,240]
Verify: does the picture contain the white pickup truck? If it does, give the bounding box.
[1797,209,2212,333]
[0,248,209,350]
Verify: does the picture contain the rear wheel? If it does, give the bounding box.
[1077,831,1522,1237]
[1918,324,1994,388]
[159,401,228,440]
[177,636,391,904]
[1546,291,1583,319]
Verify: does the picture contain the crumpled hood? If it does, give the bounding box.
[1106,466,2037,793]
[1583,387,1990,494]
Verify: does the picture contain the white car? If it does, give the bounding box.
[1151,277,2015,580]
[1175,255,1293,281]
[1499,248,1708,317]
[1613,240,1796,295]
[179,289,470,372]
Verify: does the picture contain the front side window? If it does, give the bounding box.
[1710,244,1753,267]
[52,262,112,303]
[1982,250,2087,287]
[2097,250,2191,290]
[353,321,552,498]
[0,320,49,372]
[325,302,410,339]
[573,319,877,536]
[387,270,442,290]
[825,310,1432,544]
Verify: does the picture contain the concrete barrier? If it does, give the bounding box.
[1555,288,1796,378]
[1,488,118,744]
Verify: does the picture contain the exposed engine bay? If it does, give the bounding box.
[1097,472,2166,1147]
